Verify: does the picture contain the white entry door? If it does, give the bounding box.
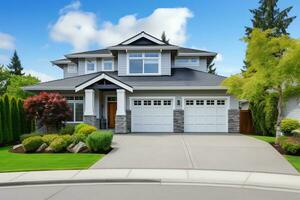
[131,98,174,132]
[184,98,228,132]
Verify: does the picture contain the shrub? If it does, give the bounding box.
[74,123,89,134]
[278,136,300,155]
[72,133,87,144]
[42,134,60,145]
[20,132,44,142]
[49,137,69,152]
[77,125,97,136]
[280,118,300,135]
[22,136,44,152]
[60,134,73,145]
[60,124,75,135]
[86,131,113,153]
[292,129,300,137]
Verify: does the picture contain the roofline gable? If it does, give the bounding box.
[119,31,166,45]
[75,73,133,92]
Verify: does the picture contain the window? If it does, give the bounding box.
[217,100,225,105]
[186,100,194,105]
[153,100,161,106]
[66,96,84,122]
[144,100,152,106]
[206,100,215,105]
[102,58,114,71]
[107,96,117,102]
[134,100,142,106]
[175,57,200,67]
[196,100,204,105]
[128,52,160,74]
[163,100,171,106]
[85,58,96,74]
[67,64,77,73]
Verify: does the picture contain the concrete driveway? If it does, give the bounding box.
[91,133,298,174]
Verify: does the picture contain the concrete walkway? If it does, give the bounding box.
[0,169,299,192]
[91,133,298,174]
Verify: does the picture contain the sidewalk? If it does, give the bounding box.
[0,169,299,192]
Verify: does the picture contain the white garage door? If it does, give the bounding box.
[131,98,173,132]
[184,98,228,132]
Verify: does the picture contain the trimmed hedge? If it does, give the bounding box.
[280,118,300,135]
[86,131,113,153]
[74,123,89,134]
[42,134,60,145]
[77,125,97,136]
[20,132,44,142]
[0,95,35,145]
[49,137,70,152]
[22,136,44,152]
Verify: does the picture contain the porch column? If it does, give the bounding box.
[83,89,97,127]
[115,89,127,133]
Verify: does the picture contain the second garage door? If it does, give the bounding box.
[184,98,228,132]
[131,98,174,132]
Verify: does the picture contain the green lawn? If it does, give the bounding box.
[0,146,103,172]
[251,135,300,172]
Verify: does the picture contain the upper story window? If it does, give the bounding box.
[127,52,160,75]
[85,58,97,74]
[175,57,200,67]
[67,64,77,73]
[102,58,114,71]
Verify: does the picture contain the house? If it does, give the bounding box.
[23,31,240,133]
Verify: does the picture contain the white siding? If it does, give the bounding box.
[117,51,127,76]
[173,57,207,72]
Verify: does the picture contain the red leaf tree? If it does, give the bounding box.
[24,92,72,132]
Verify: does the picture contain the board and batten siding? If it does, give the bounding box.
[117,51,171,76]
[63,64,78,78]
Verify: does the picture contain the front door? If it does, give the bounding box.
[108,102,117,128]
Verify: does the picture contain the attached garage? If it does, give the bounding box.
[184,97,229,132]
[131,98,174,132]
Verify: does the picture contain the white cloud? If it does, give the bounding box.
[50,1,193,51]
[0,32,15,50]
[59,0,81,14]
[0,54,9,63]
[24,69,55,82]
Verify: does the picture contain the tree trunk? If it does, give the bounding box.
[275,87,283,144]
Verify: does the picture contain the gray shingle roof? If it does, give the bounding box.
[65,49,111,56]
[23,68,226,91]
[178,47,216,54]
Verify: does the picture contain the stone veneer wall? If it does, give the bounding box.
[174,109,184,133]
[228,109,240,133]
[83,115,97,127]
[126,110,131,132]
[115,115,127,133]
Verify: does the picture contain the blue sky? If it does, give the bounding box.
[0,0,299,81]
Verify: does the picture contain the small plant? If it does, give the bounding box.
[74,123,89,134]
[60,134,73,145]
[86,131,113,153]
[49,137,69,153]
[77,125,97,136]
[59,124,75,135]
[20,132,44,142]
[42,134,60,145]
[292,129,300,137]
[280,118,300,135]
[72,133,87,144]
[22,136,44,152]
[278,136,300,155]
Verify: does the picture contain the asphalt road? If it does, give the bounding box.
[0,183,299,200]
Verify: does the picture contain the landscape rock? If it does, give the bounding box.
[44,146,54,153]
[11,144,26,153]
[73,142,89,153]
[36,143,48,153]
[67,143,76,153]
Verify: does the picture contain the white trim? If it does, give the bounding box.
[177,52,217,56]
[133,86,227,90]
[129,96,176,110]
[66,54,113,58]
[65,95,84,123]
[75,74,133,92]
[108,46,178,51]
[122,32,164,45]
[85,58,97,74]
[126,52,161,75]
[116,89,126,115]
[101,58,114,71]
[67,63,78,73]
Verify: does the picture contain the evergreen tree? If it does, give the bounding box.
[7,50,24,75]
[0,98,3,145]
[18,99,26,135]
[11,97,21,141]
[245,0,296,37]
[207,63,216,74]
[3,95,12,143]
[161,31,169,44]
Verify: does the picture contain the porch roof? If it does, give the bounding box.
[22,68,227,92]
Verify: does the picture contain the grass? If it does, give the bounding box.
[0,146,103,172]
[251,135,300,172]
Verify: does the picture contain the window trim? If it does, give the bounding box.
[126,52,161,75]
[65,95,84,123]
[85,58,97,74]
[102,58,114,71]
[67,63,77,73]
